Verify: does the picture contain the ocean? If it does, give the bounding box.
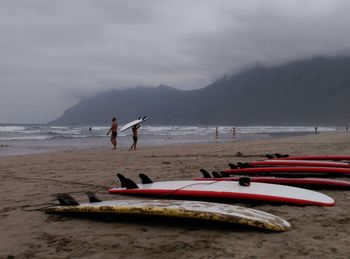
[0,124,342,156]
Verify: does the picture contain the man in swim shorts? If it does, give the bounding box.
[107,117,118,149]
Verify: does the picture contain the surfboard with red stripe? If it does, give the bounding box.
[223,166,350,176]
[250,160,350,168]
[272,155,350,161]
[193,176,350,189]
[108,174,335,206]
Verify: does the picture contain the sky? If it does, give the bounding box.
[1,0,350,123]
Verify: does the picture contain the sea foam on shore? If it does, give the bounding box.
[0,124,343,156]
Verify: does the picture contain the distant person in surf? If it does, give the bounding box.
[130,124,140,150]
[107,117,118,150]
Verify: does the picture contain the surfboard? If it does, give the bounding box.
[271,155,350,161]
[194,172,350,189]
[251,160,350,168]
[108,174,335,206]
[44,194,291,232]
[223,166,350,177]
[120,116,148,132]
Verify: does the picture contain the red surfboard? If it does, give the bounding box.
[193,176,350,189]
[272,155,350,161]
[223,166,350,176]
[250,160,350,168]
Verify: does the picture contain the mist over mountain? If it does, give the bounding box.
[51,56,350,126]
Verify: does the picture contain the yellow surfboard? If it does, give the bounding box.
[44,193,291,232]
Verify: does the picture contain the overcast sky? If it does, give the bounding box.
[1,0,350,123]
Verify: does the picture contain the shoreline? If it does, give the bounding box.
[0,129,315,157]
[1,132,350,258]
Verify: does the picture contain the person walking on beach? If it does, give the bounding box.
[130,124,140,150]
[107,117,118,149]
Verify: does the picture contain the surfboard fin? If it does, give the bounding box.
[237,162,246,168]
[238,162,252,168]
[117,174,139,189]
[220,171,231,177]
[245,163,252,168]
[275,153,289,158]
[212,171,222,178]
[228,163,238,169]
[117,173,127,187]
[239,177,251,187]
[266,154,274,159]
[200,169,211,178]
[86,191,102,203]
[56,193,80,206]
[139,173,153,184]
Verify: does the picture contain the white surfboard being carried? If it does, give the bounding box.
[120,116,148,132]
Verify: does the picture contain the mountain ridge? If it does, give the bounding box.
[51,56,350,126]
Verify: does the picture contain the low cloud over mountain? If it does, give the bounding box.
[51,56,350,126]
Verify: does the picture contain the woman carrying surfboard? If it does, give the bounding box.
[119,116,147,150]
[130,124,140,150]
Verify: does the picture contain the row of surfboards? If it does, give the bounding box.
[45,154,350,232]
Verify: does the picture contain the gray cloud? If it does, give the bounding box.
[1,0,350,123]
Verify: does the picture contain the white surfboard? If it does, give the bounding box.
[120,116,148,132]
[108,174,335,206]
[44,197,291,232]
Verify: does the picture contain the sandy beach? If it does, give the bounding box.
[1,132,350,259]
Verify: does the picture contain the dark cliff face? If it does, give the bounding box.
[51,56,350,126]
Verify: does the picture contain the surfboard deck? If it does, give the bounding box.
[223,166,350,177]
[194,176,350,189]
[44,197,291,232]
[120,116,148,132]
[251,160,350,168]
[108,174,335,206]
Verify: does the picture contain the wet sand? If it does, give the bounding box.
[1,132,350,258]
